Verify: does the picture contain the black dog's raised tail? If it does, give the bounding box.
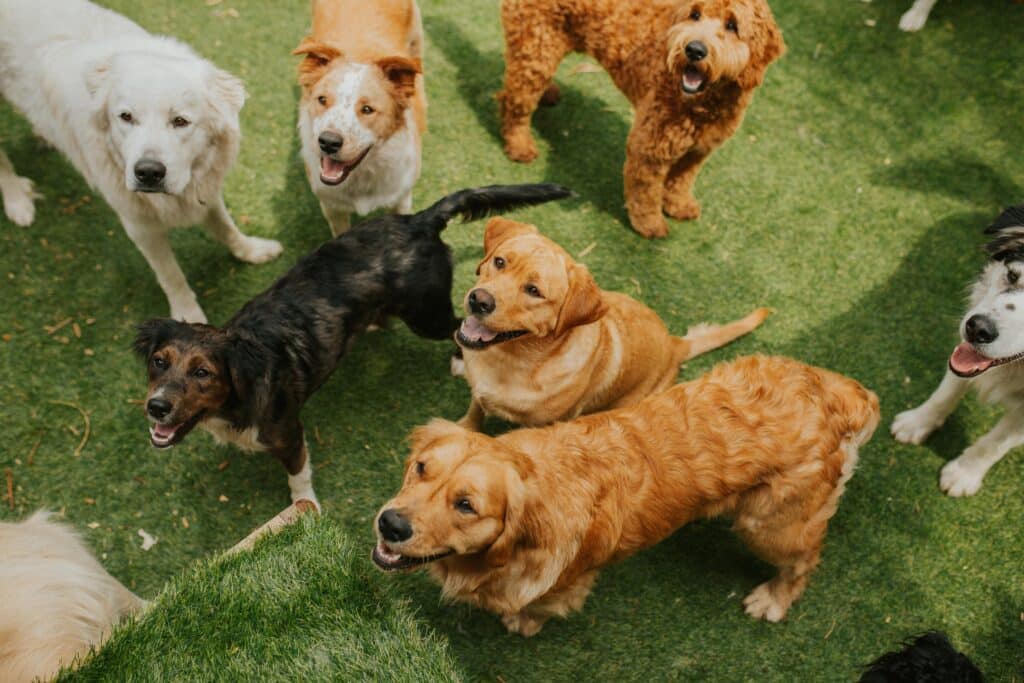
[417,184,573,233]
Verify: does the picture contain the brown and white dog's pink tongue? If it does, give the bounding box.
[950,342,994,376]
[320,156,349,183]
[152,423,177,439]
[460,317,498,344]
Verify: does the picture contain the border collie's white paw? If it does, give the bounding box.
[940,458,985,497]
[2,176,39,226]
[891,407,940,445]
[234,236,283,264]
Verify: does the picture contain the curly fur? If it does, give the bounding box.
[497,0,785,237]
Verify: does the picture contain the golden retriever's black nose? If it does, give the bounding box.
[134,159,166,186]
[468,289,495,316]
[685,41,708,62]
[378,509,413,542]
[965,314,998,345]
[146,397,172,419]
[318,131,343,155]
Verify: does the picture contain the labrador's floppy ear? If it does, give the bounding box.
[292,37,343,88]
[553,263,608,336]
[477,218,540,273]
[484,447,537,568]
[409,418,467,453]
[377,56,421,100]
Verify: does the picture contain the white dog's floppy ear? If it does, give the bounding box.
[84,58,113,131]
[206,67,247,124]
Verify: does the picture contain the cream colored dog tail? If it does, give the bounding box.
[673,307,770,363]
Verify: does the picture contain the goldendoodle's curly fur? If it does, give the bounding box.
[498,0,785,238]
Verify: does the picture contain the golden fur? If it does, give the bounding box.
[497,0,785,237]
[375,356,879,635]
[455,217,769,427]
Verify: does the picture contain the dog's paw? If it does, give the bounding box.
[939,457,985,497]
[170,297,207,324]
[630,213,671,239]
[662,194,701,221]
[742,582,789,623]
[503,131,539,164]
[234,236,283,264]
[501,611,546,637]
[898,7,929,32]
[891,407,940,445]
[2,176,39,226]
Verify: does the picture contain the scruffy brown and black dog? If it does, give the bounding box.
[498,0,785,238]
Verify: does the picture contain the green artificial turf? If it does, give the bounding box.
[2,0,1023,680]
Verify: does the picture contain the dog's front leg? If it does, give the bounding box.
[457,398,486,432]
[273,428,321,512]
[122,219,206,322]
[891,369,969,445]
[320,202,352,237]
[663,150,708,221]
[940,410,1024,497]
[203,196,283,264]
[0,149,39,227]
[624,124,672,238]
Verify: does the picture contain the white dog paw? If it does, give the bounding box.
[2,176,39,226]
[939,458,985,497]
[742,582,787,623]
[891,407,940,445]
[170,299,207,324]
[898,8,929,32]
[234,236,283,265]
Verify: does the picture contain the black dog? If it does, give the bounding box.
[133,184,572,508]
[860,632,983,682]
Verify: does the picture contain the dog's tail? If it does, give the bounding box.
[672,307,771,364]
[416,184,573,233]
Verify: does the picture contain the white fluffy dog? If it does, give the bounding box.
[0,0,283,323]
[0,511,145,682]
[892,205,1024,496]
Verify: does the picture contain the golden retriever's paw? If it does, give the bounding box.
[662,194,701,221]
[233,236,284,264]
[2,176,39,226]
[503,130,539,164]
[501,611,546,637]
[630,213,671,239]
[742,582,789,623]
[939,457,986,497]
[890,406,940,445]
[170,296,207,324]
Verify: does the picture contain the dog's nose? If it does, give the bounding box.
[685,41,708,62]
[146,398,172,420]
[318,131,343,155]
[134,159,166,186]
[467,289,496,316]
[965,314,999,345]
[378,509,413,543]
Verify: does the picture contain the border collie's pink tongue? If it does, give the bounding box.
[950,342,994,376]
[460,317,498,344]
[320,156,348,184]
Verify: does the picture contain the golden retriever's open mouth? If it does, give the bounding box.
[456,317,528,350]
[681,65,707,94]
[372,541,453,572]
[148,411,204,449]
[319,146,372,186]
[949,342,1024,378]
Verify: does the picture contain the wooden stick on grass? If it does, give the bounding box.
[225,499,318,556]
[49,400,90,457]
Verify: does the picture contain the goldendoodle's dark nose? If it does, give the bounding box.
[378,509,412,543]
[468,289,496,316]
[134,159,166,186]
[146,397,172,419]
[965,314,998,345]
[685,41,708,62]
[318,131,343,155]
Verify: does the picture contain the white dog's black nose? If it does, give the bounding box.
[378,509,413,543]
[685,41,708,62]
[468,289,496,316]
[146,397,172,419]
[134,159,166,187]
[318,132,343,155]
[965,314,998,345]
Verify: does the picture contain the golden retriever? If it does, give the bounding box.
[374,355,879,635]
[453,217,769,428]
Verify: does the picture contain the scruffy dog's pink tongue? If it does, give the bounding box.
[321,156,347,182]
[460,317,498,343]
[949,342,994,376]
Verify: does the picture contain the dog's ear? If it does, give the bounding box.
[133,319,179,359]
[293,37,343,88]
[736,6,786,90]
[376,56,421,100]
[85,58,113,131]
[478,218,539,272]
[985,205,1024,261]
[223,335,264,403]
[485,447,539,569]
[409,418,467,453]
[206,67,247,121]
[553,263,608,336]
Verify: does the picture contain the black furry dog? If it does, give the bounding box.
[859,632,983,682]
[133,184,572,508]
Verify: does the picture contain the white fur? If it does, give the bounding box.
[892,259,1024,495]
[899,0,938,32]
[298,63,421,236]
[287,453,320,512]
[0,511,144,682]
[202,417,267,453]
[0,0,282,322]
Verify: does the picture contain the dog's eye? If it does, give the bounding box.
[454,498,475,514]
[689,8,701,20]
[317,95,328,106]
[1009,270,1020,285]
[415,461,425,476]
[726,18,738,33]
[171,116,190,129]
[119,112,133,123]
[152,357,169,371]
[191,367,210,379]
[524,284,543,298]
[494,256,505,270]
[361,104,375,115]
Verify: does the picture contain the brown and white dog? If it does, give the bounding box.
[374,355,879,635]
[293,0,427,236]
[498,0,785,238]
[453,217,769,428]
